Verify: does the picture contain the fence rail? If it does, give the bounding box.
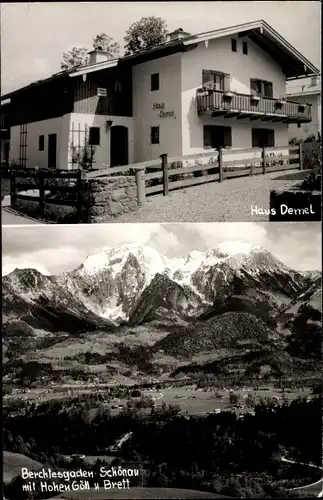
[10,169,83,221]
[134,144,302,202]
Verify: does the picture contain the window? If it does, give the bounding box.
[202,70,230,91]
[250,79,273,97]
[89,127,101,146]
[242,41,248,55]
[151,126,159,144]
[39,135,44,151]
[297,123,301,128]
[231,39,237,52]
[252,128,275,147]
[151,73,159,91]
[203,125,232,149]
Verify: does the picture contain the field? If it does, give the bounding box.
[3,451,43,484]
[50,486,222,499]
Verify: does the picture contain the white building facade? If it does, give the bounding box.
[3,20,319,170]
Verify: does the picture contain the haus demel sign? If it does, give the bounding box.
[153,102,176,118]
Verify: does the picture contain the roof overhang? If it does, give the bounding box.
[287,90,320,98]
[183,20,319,80]
[68,58,119,77]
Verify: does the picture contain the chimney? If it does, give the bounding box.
[310,76,318,86]
[167,28,191,42]
[88,48,109,65]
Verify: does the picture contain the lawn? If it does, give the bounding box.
[3,450,43,484]
[56,486,223,499]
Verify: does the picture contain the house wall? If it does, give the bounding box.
[181,36,287,155]
[288,94,321,141]
[132,53,183,162]
[9,115,71,169]
[69,113,134,169]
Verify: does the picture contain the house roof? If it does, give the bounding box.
[1,19,319,101]
[287,78,321,97]
[182,20,319,79]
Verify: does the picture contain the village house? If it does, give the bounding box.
[287,75,321,142]
[1,20,319,171]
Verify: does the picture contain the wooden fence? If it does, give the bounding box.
[83,143,302,204]
[135,144,302,203]
[10,169,84,221]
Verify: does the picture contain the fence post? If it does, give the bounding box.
[218,148,223,183]
[262,146,267,175]
[299,141,303,170]
[10,170,16,207]
[135,167,146,206]
[39,171,45,220]
[160,153,169,196]
[76,169,83,223]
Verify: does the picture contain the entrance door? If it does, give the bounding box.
[48,134,57,169]
[110,126,128,167]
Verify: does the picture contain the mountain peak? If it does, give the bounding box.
[208,241,263,258]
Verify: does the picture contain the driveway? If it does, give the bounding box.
[112,169,309,223]
[1,207,42,225]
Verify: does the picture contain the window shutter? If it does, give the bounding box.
[250,79,258,95]
[264,82,273,98]
[268,130,275,147]
[203,126,212,147]
[224,74,231,92]
[202,70,212,85]
[223,127,232,147]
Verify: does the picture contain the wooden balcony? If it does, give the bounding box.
[196,89,312,123]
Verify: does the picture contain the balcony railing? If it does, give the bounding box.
[196,89,312,123]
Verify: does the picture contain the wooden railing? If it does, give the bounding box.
[196,89,312,122]
[10,169,83,221]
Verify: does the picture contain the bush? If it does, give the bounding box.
[300,172,321,191]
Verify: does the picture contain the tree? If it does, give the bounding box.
[229,392,240,405]
[124,16,168,55]
[93,33,120,58]
[61,47,88,70]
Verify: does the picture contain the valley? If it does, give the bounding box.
[2,242,322,499]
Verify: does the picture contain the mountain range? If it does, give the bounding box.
[2,242,319,329]
[2,242,321,378]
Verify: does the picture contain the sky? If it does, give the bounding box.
[1,1,321,95]
[2,222,321,276]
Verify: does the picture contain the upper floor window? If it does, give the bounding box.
[151,73,159,91]
[202,70,230,91]
[231,39,237,52]
[89,127,101,146]
[242,41,248,55]
[250,79,273,98]
[39,135,45,151]
[252,128,275,147]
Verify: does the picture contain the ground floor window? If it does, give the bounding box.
[89,127,100,146]
[151,126,160,144]
[203,125,232,148]
[252,128,275,147]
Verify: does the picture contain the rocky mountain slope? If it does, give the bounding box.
[2,242,319,334]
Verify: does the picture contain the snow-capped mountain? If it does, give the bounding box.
[2,242,319,330]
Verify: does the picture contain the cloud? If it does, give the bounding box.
[2,223,321,277]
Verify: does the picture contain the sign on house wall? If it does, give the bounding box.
[153,102,176,119]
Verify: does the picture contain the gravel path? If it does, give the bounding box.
[1,207,42,225]
[111,169,304,223]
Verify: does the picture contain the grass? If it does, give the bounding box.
[57,487,222,499]
[3,450,42,484]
